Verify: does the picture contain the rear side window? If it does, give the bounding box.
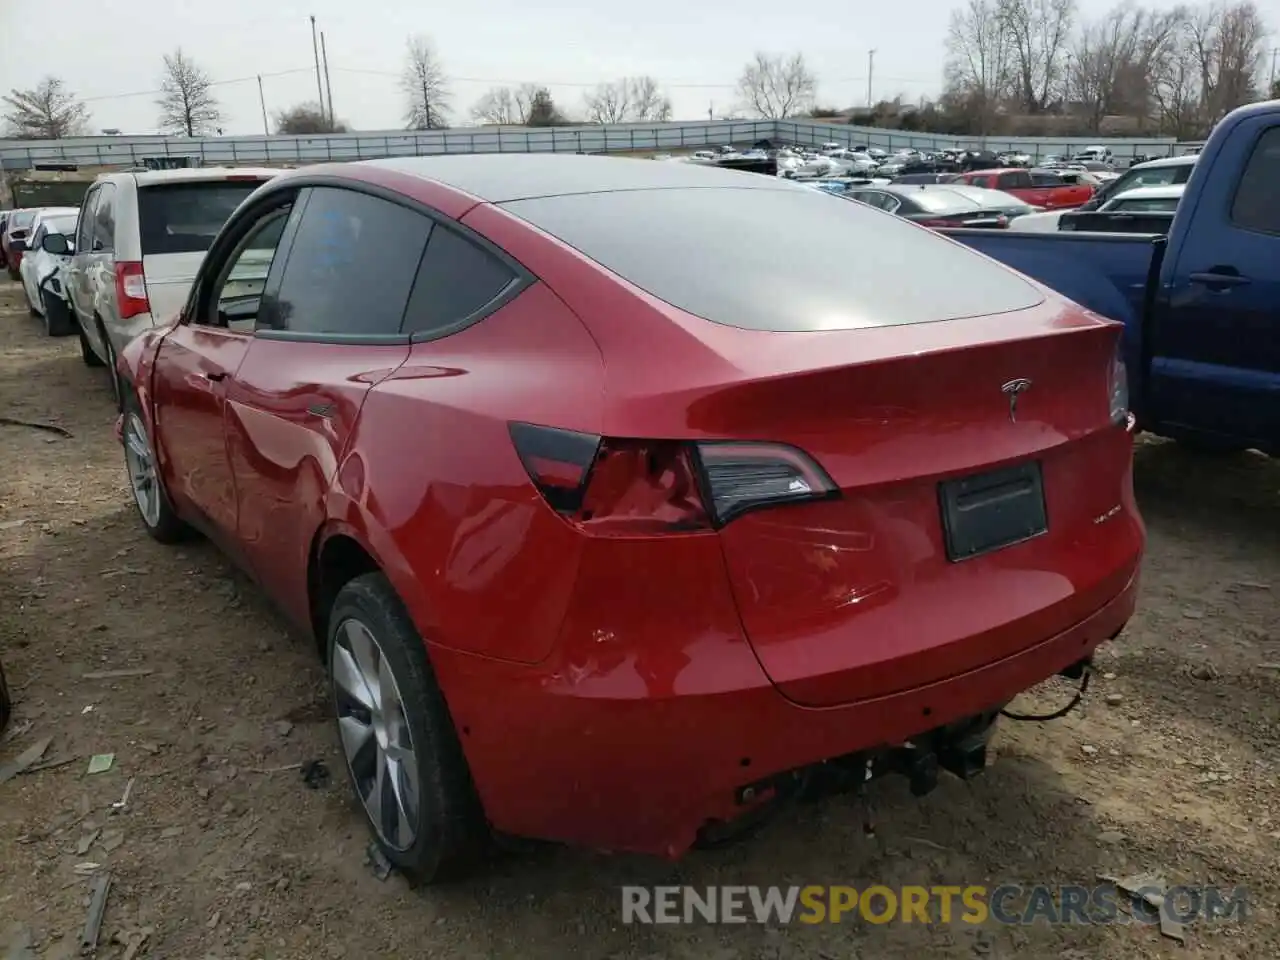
[93,183,117,252]
[1111,196,1180,213]
[502,186,1042,332]
[266,186,431,337]
[75,188,98,251]
[138,181,266,255]
[403,225,518,337]
[1230,126,1280,236]
[1029,173,1060,186]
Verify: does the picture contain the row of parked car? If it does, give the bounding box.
[1,167,277,398]
[0,101,1272,886]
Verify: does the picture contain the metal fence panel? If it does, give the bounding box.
[0,119,1188,169]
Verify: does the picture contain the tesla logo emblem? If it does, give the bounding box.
[1001,378,1032,422]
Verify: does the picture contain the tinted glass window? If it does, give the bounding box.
[1230,126,1280,235]
[1029,173,1060,186]
[93,183,116,252]
[76,189,98,250]
[268,187,431,336]
[206,204,294,332]
[1110,196,1180,213]
[502,186,1042,332]
[138,181,266,255]
[403,225,517,336]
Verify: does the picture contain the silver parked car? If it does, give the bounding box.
[65,167,277,403]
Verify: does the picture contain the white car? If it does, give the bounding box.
[1010,184,1185,232]
[18,207,80,335]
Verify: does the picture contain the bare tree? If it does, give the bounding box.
[157,49,222,136]
[1195,1,1267,119]
[736,53,817,118]
[2,76,89,138]
[471,87,520,125]
[583,81,631,124]
[401,35,451,130]
[583,76,674,123]
[275,101,348,134]
[1000,0,1077,112]
[944,0,1014,133]
[513,83,541,124]
[628,76,673,121]
[1151,19,1205,136]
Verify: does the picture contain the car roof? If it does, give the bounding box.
[1130,155,1197,170]
[358,154,794,203]
[961,167,1022,176]
[1109,184,1186,200]
[920,183,1024,203]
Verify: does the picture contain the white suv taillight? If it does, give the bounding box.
[114,261,151,320]
[1108,342,1129,427]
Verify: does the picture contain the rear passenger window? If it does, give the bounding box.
[265,187,431,337]
[997,172,1032,189]
[403,225,517,337]
[93,183,117,253]
[76,189,99,251]
[1230,126,1280,236]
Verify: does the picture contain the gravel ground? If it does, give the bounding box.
[0,278,1276,959]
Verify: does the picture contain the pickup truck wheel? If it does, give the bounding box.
[41,290,75,337]
[78,328,104,367]
[121,392,189,544]
[328,573,488,884]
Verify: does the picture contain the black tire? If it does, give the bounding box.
[79,327,104,367]
[121,390,189,544]
[328,573,488,884]
[41,289,75,337]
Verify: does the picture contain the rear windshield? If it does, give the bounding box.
[10,211,36,229]
[502,187,1042,332]
[138,181,266,255]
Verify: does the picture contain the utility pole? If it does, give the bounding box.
[1271,46,1278,94]
[310,15,326,117]
[321,31,335,128]
[257,74,269,135]
[708,101,714,121]
[867,49,876,107]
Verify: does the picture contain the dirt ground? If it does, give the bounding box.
[0,278,1275,960]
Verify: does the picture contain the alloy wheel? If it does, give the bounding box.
[331,618,421,852]
[123,412,162,528]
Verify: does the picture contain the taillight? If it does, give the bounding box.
[509,423,838,534]
[914,219,953,228]
[1108,342,1130,427]
[114,261,151,320]
[994,214,1009,228]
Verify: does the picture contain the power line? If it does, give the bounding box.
[79,68,316,103]
[75,64,937,106]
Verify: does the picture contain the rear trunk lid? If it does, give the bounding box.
[698,312,1138,708]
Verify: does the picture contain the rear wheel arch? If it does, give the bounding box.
[307,528,384,659]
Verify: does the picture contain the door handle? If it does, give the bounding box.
[205,371,227,382]
[1189,271,1251,290]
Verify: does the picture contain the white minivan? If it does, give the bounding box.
[65,167,277,402]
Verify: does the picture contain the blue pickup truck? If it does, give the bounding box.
[946,99,1279,455]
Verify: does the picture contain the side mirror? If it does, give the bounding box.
[42,234,69,255]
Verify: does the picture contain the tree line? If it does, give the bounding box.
[2,17,1273,141]
[941,0,1275,138]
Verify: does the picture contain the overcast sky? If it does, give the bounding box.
[1,0,1202,136]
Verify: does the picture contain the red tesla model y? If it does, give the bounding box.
[116,154,1144,881]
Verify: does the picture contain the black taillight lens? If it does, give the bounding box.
[507,421,600,514]
[694,441,838,525]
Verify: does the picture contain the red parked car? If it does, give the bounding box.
[2,208,37,279]
[116,155,1144,881]
[953,168,1097,209]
